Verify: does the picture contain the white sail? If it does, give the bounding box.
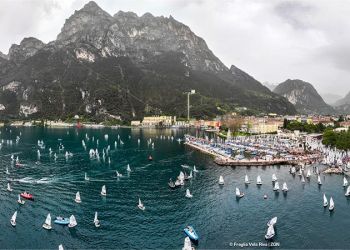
[6,167,9,174]
[139,198,143,206]
[267,217,277,227]
[329,197,334,210]
[189,171,193,178]
[127,164,131,172]
[344,177,348,187]
[101,185,106,196]
[272,174,277,181]
[182,237,192,250]
[274,181,279,191]
[138,198,145,210]
[236,187,241,196]
[257,175,262,184]
[245,175,250,184]
[75,192,81,203]
[94,212,98,223]
[69,215,77,227]
[219,175,224,185]
[193,166,198,172]
[301,175,305,183]
[346,186,350,196]
[186,189,193,198]
[11,211,17,223]
[306,169,311,178]
[323,194,328,206]
[282,182,288,191]
[265,225,275,239]
[318,175,322,185]
[85,172,89,181]
[179,171,185,181]
[7,183,12,191]
[45,213,52,226]
[58,244,64,250]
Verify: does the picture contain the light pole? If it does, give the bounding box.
[184,90,195,122]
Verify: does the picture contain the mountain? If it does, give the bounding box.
[0,1,296,121]
[274,79,334,115]
[321,93,342,105]
[334,91,350,114]
[263,82,278,91]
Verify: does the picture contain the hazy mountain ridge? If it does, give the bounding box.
[274,79,335,115]
[0,1,296,121]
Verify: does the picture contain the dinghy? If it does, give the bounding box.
[101,185,107,196]
[182,237,192,250]
[43,213,52,230]
[185,189,193,198]
[17,194,25,205]
[273,182,279,191]
[20,192,34,200]
[184,225,199,241]
[306,169,311,178]
[329,197,334,211]
[323,194,328,207]
[282,182,288,192]
[267,217,277,227]
[345,186,350,196]
[10,211,17,227]
[272,174,277,182]
[317,175,322,185]
[75,192,81,203]
[265,225,275,240]
[127,164,131,172]
[68,215,77,228]
[138,198,145,210]
[54,216,70,225]
[219,175,224,185]
[7,183,13,192]
[245,175,250,184]
[84,173,89,181]
[193,166,198,173]
[94,212,100,228]
[236,187,244,198]
[344,177,348,187]
[257,175,262,185]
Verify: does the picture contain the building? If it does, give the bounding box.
[131,120,141,126]
[142,116,176,127]
[244,117,283,134]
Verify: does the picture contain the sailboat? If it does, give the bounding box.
[7,183,13,192]
[298,168,302,176]
[245,175,250,184]
[343,177,348,187]
[58,244,64,250]
[265,225,275,240]
[188,171,193,179]
[257,175,262,185]
[193,166,198,173]
[6,167,9,175]
[101,185,107,196]
[127,164,131,172]
[345,186,350,196]
[84,172,89,181]
[272,174,277,182]
[291,166,296,174]
[329,197,335,211]
[68,215,77,228]
[282,182,288,192]
[43,213,52,230]
[273,181,279,191]
[138,198,145,210]
[17,194,25,205]
[267,217,277,227]
[219,175,224,185]
[306,169,311,178]
[10,211,17,227]
[185,189,193,198]
[182,237,192,250]
[116,171,123,177]
[323,194,328,207]
[75,192,81,203]
[317,175,322,185]
[94,212,100,228]
[236,187,244,198]
[301,175,305,183]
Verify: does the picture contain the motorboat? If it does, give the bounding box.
[184,226,199,241]
[20,192,34,200]
[54,216,70,225]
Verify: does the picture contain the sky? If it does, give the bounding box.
[0,0,350,96]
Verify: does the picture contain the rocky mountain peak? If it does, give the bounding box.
[0,51,8,60]
[8,37,45,63]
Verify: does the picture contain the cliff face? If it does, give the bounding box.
[0,1,296,121]
[274,79,335,115]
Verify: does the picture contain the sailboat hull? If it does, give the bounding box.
[43,223,52,230]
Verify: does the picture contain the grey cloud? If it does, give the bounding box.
[274,1,314,29]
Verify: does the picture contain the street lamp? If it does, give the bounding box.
[184,90,196,121]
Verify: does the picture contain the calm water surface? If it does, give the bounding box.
[0,127,349,249]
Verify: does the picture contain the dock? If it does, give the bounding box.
[214,157,298,166]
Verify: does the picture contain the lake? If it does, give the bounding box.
[0,127,349,249]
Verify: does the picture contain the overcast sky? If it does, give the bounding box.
[1,0,349,96]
